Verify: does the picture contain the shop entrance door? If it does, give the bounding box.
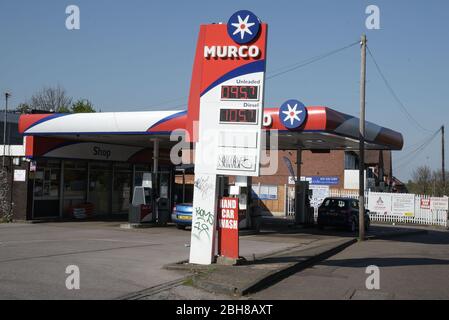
[88,162,112,215]
[32,160,61,218]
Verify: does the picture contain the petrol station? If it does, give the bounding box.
[17,11,403,265]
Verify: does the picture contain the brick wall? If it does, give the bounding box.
[0,158,30,221]
[253,150,345,188]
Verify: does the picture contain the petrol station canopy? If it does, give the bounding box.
[18,106,403,158]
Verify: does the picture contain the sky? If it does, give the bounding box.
[0,0,448,181]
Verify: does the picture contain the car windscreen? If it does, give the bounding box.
[321,199,348,210]
[350,200,359,209]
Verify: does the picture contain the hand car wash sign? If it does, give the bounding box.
[188,10,267,265]
[218,198,239,259]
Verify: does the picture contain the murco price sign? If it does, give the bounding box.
[194,9,267,177]
[188,10,268,265]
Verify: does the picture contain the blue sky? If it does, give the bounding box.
[1,0,448,181]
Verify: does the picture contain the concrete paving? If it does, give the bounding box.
[0,221,438,300]
[250,229,449,300]
[0,221,298,300]
[159,225,426,298]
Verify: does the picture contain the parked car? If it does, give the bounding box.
[317,197,370,232]
[171,203,193,230]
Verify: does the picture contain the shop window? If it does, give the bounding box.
[63,161,88,217]
[112,163,132,214]
[251,185,278,200]
[345,152,359,170]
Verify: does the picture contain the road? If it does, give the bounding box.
[0,221,295,300]
[251,228,449,300]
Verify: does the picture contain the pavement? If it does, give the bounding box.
[159,224,427,298]
[250,229,449,300]
[0,220,433,300]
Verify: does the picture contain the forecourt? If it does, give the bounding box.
[17,10,403,266]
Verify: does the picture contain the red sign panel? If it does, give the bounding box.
[140,204,152,220]
[420,198,431,209]
[218,197,239,259]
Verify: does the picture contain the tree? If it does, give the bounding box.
[71,99,96,113]
[16,103,31,114]
[407,165,449,196]
[410,165,432,195]
[29,85,72,112]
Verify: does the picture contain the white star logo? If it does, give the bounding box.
[231,15,255,40]
[282,103,303,126]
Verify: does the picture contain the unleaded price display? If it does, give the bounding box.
[221,85,259,100]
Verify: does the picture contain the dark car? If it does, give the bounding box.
[171,203,193,229]
[317,197,370,232]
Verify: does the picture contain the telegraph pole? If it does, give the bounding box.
[2,92,11,168]
[442,125,445,190]
[359,35,367,241]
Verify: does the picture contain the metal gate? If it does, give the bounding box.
[286,185,295,217]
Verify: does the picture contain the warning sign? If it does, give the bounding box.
[420,198,431,209]
[218,197,239,259]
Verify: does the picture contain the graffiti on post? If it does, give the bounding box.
[217,154,254,171]
[194,176,214,199]
[192,207,214,241]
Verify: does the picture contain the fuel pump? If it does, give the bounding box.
[129,171,173,225]
[129,185,155,223]
[295,181,314,225]
[155,176,170,225]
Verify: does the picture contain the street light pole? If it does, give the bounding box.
[2,92,11,168]
[359,35,367,241]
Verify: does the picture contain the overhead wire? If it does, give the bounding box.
[132,40,361,111]
[367,45,432,133]
[394,128,441,170]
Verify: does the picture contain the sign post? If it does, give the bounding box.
[187,10,267,265]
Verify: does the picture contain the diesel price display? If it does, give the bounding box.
[219,108,257,124]
[221,85,259,100]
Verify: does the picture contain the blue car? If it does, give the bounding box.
[171,203,193,230]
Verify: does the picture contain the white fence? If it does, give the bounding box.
[328,189,448,227]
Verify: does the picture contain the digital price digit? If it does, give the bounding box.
[221,85,259,100]
[219,109,257,124]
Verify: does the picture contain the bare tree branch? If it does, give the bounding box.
[29,85,72,112]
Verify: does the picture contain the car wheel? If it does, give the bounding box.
[350,219,357,233]
[176,225,186,230]
[365,219,370,231]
